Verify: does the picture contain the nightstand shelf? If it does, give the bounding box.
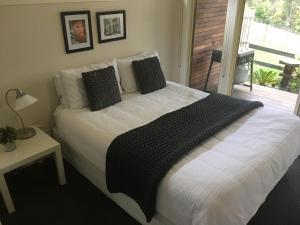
[0,127,66,214]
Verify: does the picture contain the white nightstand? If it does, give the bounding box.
[0,127,66,213]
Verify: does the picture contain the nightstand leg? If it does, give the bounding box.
[54,148,66,186]
[0,174,15,213]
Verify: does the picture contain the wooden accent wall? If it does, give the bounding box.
[190,0,228,91]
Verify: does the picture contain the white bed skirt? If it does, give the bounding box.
[53,128,174,225]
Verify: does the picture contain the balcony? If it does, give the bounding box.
[233,84,298,113]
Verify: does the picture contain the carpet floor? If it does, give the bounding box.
[1,157,300,225]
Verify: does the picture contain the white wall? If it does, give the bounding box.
[0,0,181,130]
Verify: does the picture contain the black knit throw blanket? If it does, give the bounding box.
[106,93,263,222]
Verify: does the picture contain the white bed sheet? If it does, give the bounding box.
[54,81,300,225]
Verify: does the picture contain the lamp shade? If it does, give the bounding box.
[14,93,38,111]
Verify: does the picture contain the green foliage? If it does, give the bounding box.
[295,9,300,33]
[253,65,300,93]
[248,0,300,34]
[270,1,287,29]
[254,68,279,86]
[289,76,300,93]
[0,126,16,145]
[254,1,273,24]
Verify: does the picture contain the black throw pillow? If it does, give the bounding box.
[132,56,166,94]
[82,66,121,111]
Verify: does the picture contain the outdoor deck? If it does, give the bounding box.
[233,84,298,113]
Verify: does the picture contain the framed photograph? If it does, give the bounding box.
[61,11,93,54]
[96,10,126,43]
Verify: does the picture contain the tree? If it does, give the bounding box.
[270,1,287,29]
[295,8,300,33]
[254,0,273,24]
[247,0,300,34]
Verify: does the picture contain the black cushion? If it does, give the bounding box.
[132,57,166,94]
[82,66,121,111]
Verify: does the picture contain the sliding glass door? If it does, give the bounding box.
[220,0,300,115]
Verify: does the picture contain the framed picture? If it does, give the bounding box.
[61,11,93,54]
[96,10,126,43]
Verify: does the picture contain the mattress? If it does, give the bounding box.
[54,81,300,225]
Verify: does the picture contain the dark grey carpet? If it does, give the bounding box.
[0,157,300,225]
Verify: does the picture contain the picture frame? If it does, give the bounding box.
[96,10,126,43]
[61,11,93,54]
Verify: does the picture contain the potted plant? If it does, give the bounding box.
[0,126,17,152]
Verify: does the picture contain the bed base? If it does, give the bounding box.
[53,129,173,225]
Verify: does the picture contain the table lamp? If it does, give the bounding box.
[5,89,38,140]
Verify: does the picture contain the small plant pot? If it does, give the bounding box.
[3,141,16,152]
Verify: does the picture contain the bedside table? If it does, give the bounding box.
[0,127,66,214]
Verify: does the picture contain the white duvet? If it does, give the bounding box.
[54,81,300,225]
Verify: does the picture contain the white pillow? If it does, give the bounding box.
[117,51,159,93]
[59,59,122,109]
[54,74,69,107]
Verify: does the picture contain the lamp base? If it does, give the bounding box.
[16,127,36,140]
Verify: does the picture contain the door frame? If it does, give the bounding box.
[217,0,246,95]
[178,0,196,86]
[295,90,300,115]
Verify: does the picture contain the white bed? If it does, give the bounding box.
[53,81,300,225]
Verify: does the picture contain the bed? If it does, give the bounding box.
[53,81,300,225]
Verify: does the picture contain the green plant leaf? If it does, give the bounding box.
[0,126,16,144]
[254,68,278,86]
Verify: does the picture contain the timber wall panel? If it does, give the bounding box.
[190,0,228,91]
